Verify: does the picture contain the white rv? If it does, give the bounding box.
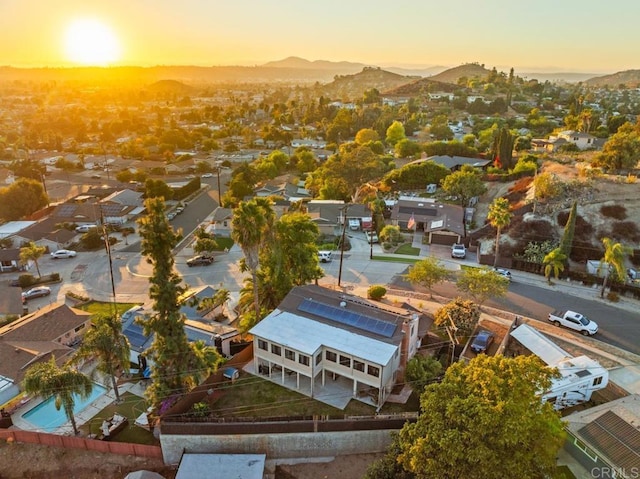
[511,324,608,409]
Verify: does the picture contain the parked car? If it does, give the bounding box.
[167,212,177,220]
[75,224,98,233]
[50,249,77,259]
[548,310,598,336]
[175,206,185,215]
[22,286,51,300]
[318,251,332,263]
[365,230,378,243]
[201,173,213,178]
[186,255,214,267]
[470,330,495,353]
[451,243,466,259]
[493,267,512,282]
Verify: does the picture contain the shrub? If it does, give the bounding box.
[49,272,60,282]
[18,274,36,287]
[367,285,387,300]
[191,401,210,418]
[65,291,90,302]
[607,291,620,302]
[600,205,627,220]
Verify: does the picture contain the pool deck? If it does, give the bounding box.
[10,379,149,436]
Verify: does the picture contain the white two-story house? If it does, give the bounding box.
[250,285,423,410]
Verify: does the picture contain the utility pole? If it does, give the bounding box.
[337,204,349,287]
[216,166,222,203]
[99,206,118,316]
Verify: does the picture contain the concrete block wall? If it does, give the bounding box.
[160,429,395,465]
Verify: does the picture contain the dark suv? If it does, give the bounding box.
[186,255,214,267]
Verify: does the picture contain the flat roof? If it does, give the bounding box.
[511,324,571,366]
[176,453,265,479]
[250,309,398,366]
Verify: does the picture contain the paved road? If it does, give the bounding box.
[16,206,640,356]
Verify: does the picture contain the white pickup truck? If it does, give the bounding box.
[548,310,598,336]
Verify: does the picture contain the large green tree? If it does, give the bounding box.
[433,297,480,343]
[385,120,406,146]
[138,197,219,409]
[0,178,49,221]
[232,198,275,319]
[404,257,449,299]
[441,165,487,236]
[490,126,515,169]
[22,357,93,436]
[404,355,443,393]
[397,355,564,479]
[68,315,130,403]
[487,197,512,267]
[593,121,640,171]
[19,241,47,278]
[599,237,632,298]
[456,267,509,307]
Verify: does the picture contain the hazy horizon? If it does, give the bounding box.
[1,0,637,74]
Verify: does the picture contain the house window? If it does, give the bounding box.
[299,355,310,366]
[354,360,365,372]
[326,351,337,362]
[285,349,295,361]
[368,365,380,378]
[339,355,351,368]
[593,376,603,386]
[573,437,598,462]
[258,339,268,351]
[315,353,322,365]
[271,344,281,356]
[74,324,86,333]
[223,220,228,227]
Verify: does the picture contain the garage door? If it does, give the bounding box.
[431,233,458,246]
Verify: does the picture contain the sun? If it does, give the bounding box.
[64,18,121,66]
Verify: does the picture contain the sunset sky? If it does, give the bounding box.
[1,0,638,73]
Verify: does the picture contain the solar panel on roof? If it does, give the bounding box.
[57,204,77,217]
[298,298,397,338]
[124,323,151,348]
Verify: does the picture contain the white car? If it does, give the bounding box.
[75,224,98,233]
[451,243,466,259]
[201,173,213,178]
[50,249,77,259]
[365,231,378,243]
[493,268,512,282]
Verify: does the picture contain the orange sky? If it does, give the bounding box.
[1,0,638,73]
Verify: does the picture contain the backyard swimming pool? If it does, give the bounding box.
[21,384,107,432]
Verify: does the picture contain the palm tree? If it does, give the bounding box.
[600,237,631,298]
[188,340,223,383]
[68,315,130,403]
[543,248,567,285]
[22,357,93,435]
[19,242,46,278]
[212,288,231,318]
[487,197,512,267]
[231,198,274,319]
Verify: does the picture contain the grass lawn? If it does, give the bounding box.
[77,301,138,317]
[79,391,156,445]
[372,255,420,264]
[393,244,421,255]
[214,237,234,250]
[209,372,419,418]
[556,465,577,479]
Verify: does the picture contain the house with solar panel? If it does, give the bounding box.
[249,285,424,410]
[562,394,640,476]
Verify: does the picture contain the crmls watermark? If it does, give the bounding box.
[591,466,640,478]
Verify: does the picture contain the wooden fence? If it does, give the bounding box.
[0,429,163,459]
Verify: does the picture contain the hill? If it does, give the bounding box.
[429,63,493,85]
[320,67,418,99]
[383,77,457,96]
[262,56,368,72]
[585,69,640,88]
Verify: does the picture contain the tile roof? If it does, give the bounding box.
[0,303,91,342]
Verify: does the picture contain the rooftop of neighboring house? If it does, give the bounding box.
[392,197,465,236]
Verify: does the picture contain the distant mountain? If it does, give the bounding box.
[262,56,369,72]
[585,69,640,88]
[429,63,492,85]
[519,72,600,83]
[383,65,447,77]
[147,79,194,93]
[320,67,417,99]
